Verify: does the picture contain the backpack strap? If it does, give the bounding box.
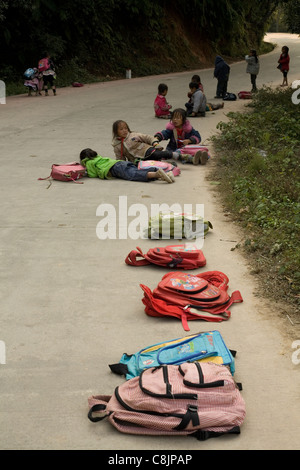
[125,247,151,266]
[87,395,111,422]
[192,426,241,441]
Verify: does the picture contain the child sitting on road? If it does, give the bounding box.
[154,108,209,165]
[154,83,172,119]
[80,148,175,183]
[112,119,179,164]
[186,76,224,113]
[185,81,207,117]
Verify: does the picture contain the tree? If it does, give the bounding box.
[282,0,300,33]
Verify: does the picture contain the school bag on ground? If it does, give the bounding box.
[109,330,236,379]
[147,212,213,240]
[125,244,206,269]
[223,92,237,101]
[238,91,252,99]
[38,162,86,183]
[140,270,243,331]
[88,362,246,440]
[138,160,181,177]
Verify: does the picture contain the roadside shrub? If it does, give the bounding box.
[211,86,300,313]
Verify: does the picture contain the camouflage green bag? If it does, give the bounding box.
[147,212,213,240]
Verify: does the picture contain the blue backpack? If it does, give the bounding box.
[24,68,35,79]
[109,330,236,379]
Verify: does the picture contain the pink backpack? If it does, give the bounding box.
[38,58,50,72]
[88,362,246,440]
[125,244,206,269]
[38,162,86,183]
[138,160,181,176]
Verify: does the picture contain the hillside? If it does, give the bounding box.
[0,1,278,85]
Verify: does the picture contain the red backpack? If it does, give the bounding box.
[38,162,86,183]
[125,244,206,269]
[238,91,252,99]
[140,271,243,331]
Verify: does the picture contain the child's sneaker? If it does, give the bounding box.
[157,168,174,183]
[166,171,176,182]
[200,151,209,165]
[193,151,201,165]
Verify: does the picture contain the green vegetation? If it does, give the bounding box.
[210,87,300,315]
[0,0,282,94]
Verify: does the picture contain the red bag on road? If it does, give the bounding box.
[140,270,243,331]
[125,244,206,269]
[238,91,252,99]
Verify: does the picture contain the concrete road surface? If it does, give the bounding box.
[0,33,299,451]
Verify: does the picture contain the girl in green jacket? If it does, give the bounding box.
[79,149,175,183]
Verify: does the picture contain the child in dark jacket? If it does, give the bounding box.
[214,56,230,98]
[154,108,209,165]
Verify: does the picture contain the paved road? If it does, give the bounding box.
[0,33,299,451]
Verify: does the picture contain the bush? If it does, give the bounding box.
[211,86,300,314]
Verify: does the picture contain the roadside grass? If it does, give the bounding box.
[210,86,300,318]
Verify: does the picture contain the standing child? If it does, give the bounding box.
[245,49,260,92]
[80,148,175,183]
[154,108,209,165]
[38,52,57,96]
[278,46,290,87]
[112,120,178,163]
[154,83,172,118]
[213,56,230,98]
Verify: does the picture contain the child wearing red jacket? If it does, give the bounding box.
[278,46,290,87]
[154,83,172,119]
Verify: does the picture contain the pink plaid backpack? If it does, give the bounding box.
[88,362,246,441]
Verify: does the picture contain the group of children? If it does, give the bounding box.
[24,52,56,97]
[79,46,291,186]
[80,108,209,185]
[153,46,291,118]
[154,73,224,120]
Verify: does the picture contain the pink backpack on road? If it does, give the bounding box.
[38,162,86,183]
[88,362,246,440]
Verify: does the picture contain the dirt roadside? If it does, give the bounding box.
[0,33,299,451]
